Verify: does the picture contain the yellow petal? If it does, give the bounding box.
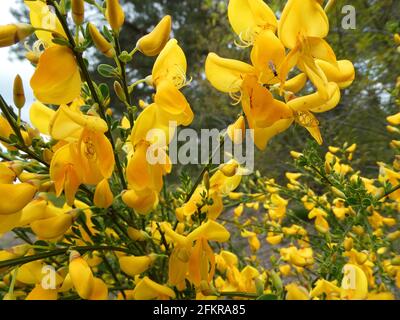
[316,59,355,89]
[29,101,55,135]
[242,76,293,127]
[137,15,171,56]
[341,264,368,300]
[122,189,159,215]
[94,178,114,208]
[287,82,340,112]
[31,46,81,105]
[228,0,277,42]
[249,118,294,150]
[119,255,155,277]
[24,0,66,46]
[0,183,36,215]
[278,0,329,49]
[88,277,108,300]
[105,0,125,31]
[187,220,230,242]
[26,284,58,300]
[251,29,285,84]
[133,276,176,300]
[0,211,22,234]
[152,39,187,87]
[69,251,94,300]
[205,52,254,93]
[283,73,307,93]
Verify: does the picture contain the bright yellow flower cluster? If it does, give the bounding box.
[206,0,355,150]
[0,0,398,301]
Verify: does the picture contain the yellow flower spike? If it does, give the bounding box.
[13,75,25,109]
[119,254,157,277]
[278,0,329,49]
[88,23,115,58]
[30,46,81,105]
[122,189,159,215]
[227,115,245,145]
[133,277,175,300]
[105,0,125,32]
[0,183,36,215]
[137,15,172,56]
[69,250,95,300]
[24,0,66,46]
[205,52,254,94]
[227,0,277,43]
[341,264,368,300]
[94,179,114,209]
[152,39,187,88]
[0,23,34,48]
[316,59,355,89]
[283,73,308,94]
[287,82,340,113]
[188,220,230,243]
[30,212,74,239]
[72,0,85,25]
[285,283,310,300]
[26,284,58,300]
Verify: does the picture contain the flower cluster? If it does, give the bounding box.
[206,0,355,150]
[0,0,398,301]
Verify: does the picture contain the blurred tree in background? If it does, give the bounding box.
[11,0,400,180]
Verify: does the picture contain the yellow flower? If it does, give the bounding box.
[94,178,114,209]
[69,251,95,300]
[30,46,81,105]
[151,39,187,88]
[119,254,157,277]
[137,15,172,56]
[308,207,330,233]
[310,279,341,299]
[227,0,277,44]
[122,188,159,215]
[0,182,36,215]
[132,276,175,300]
[340,264,368,300]
[285,283,309,300]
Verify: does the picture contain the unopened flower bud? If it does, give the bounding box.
[136,15,171,56]
[343,237,353,251]
[88,23,115,58]
[113,81,126,102]
[0,23,34,48]
[203,171,210,190]
[13,75,25,109]
[106,0,125,32]
[72,0,85,25]
[227,115,245,144]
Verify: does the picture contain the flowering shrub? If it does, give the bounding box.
[0,0,398,300]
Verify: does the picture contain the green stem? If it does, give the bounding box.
[49,1,127,190]
[217,291,258,298]
[114,35,134,128]
[377,183,400,201]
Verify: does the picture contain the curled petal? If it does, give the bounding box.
[205,52,254,93]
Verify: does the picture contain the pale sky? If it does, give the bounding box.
[0,1,34,122]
